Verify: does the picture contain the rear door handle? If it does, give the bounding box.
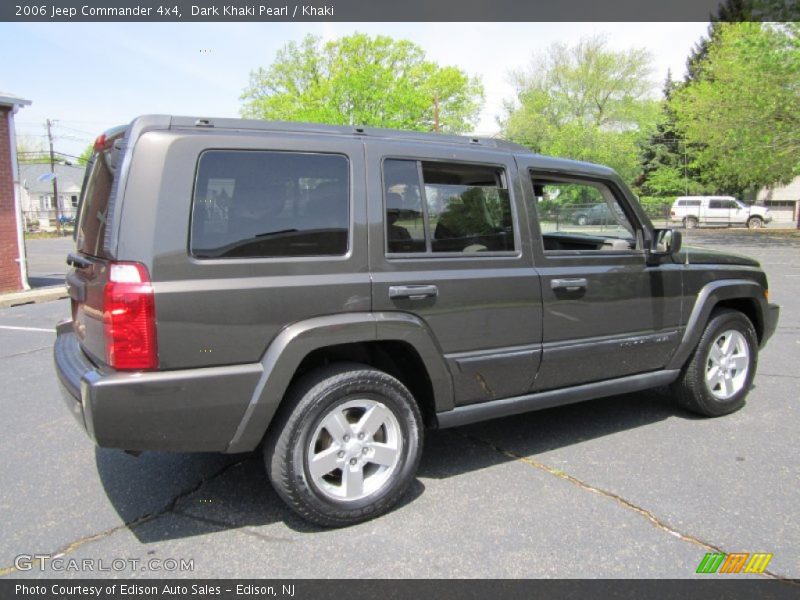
[389,285,439,300]
[551,278,588,292]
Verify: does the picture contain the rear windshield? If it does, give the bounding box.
[75,126,128,258]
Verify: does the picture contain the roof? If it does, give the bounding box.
[126,113,536,152]
[19,163,85,194]
[676,195,736,200]
[163,114,531,152]
[127,114,615,176]
[0,92,31,109]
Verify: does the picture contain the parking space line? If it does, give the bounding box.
[0,325,56,333]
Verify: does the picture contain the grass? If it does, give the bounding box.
[24,231,73,240]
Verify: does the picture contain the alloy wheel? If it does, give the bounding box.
[705,329,750,400]
[307,399,402,502]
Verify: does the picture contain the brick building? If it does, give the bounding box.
[0,92,32,292]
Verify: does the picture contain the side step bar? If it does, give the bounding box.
[436,370,680,429]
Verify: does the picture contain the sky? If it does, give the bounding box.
[1,21,710,158]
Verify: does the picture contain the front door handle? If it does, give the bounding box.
[551,278,588,292]
[389,285,439,300]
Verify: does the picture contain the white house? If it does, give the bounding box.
[758,176,800,225]
[19,162,85,230]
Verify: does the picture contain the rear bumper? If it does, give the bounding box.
[53,321,261,452]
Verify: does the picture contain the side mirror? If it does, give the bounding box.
[650,228,682,257]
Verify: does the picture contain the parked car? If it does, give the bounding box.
[670,196,772,229]
[571,202,624,226]
[55,116,779,526]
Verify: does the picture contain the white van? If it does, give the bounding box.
[670,196,771,229]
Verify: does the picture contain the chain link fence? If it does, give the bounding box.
[23,210,76,234]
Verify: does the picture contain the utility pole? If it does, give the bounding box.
[46,119,62,235]
[433,94,440,133]
[683,140,688,195]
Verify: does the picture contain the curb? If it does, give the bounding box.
[0,285,69,309]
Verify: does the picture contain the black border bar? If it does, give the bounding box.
[3,579,800,600]
[3,0,798,22]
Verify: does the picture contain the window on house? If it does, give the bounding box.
[71,195,79,208]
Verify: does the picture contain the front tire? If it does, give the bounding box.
[747,216,763,229]
[264,363,423,527]
[671,309,758,417]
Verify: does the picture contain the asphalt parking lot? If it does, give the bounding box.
[1,230,798,579]
[23,236,73,288]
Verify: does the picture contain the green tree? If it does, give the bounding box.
[16,135,48,163]
[639,72,709,196]
[501,36,659,183]
[672,22,800,194]
[241,33,484,134]
[77,144,93,166]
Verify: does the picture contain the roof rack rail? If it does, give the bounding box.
[161,115,529,151]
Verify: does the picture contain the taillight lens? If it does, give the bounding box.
[103,262,158,370]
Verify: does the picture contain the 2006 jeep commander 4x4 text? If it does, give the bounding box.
[54,115,780,526]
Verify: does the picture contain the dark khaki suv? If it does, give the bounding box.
[54,115,780,526]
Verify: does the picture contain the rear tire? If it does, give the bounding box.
[671,309,758,417]
[264,363,423,527]
[683,216,698,229]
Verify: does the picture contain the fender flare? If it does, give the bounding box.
[225,312,453,453]
[666,279,767,370]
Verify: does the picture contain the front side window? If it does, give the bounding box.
[383,159,515,255]
[532,177,635,249]
[191,151,349,259]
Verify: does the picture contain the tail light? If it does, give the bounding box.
[94,133,107,152]
[103,262,158,370]
[670,210,676,217]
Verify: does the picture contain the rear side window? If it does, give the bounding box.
[75,126,127,258]
[191,151,349,259]
[678,200,701,207]
[383,159,515,255]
